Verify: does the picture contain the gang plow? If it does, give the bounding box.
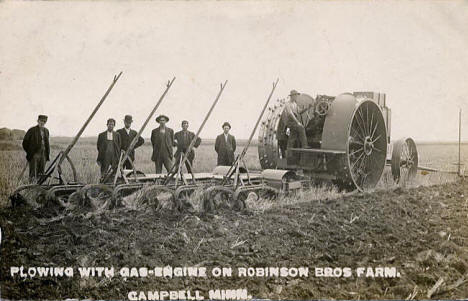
[65,80,230,213]
[104,80,229,212]
[96,79,287,213]
[10,76,428,215]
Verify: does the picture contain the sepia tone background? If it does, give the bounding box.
[0,0,467,142]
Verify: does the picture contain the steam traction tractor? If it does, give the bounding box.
[258,91,418,192]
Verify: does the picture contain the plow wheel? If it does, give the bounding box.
[9,185,48,208]
[233,185,279,208]
[60,153,79,183]
[175,186,199,211]
[36,153,78,185]
[67,191,83,207]
[45,184,84,207]
[202,186,237,212]
[80,184,114,210]
[113,183,144,200]
[138,185,177,212]
[391,137,418,184]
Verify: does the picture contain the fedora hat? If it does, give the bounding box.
[124,115,133,122]
[156,115,169,123]
[222,122,231,129]
[289,90,300,96]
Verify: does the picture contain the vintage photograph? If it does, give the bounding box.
[1,1,467,300]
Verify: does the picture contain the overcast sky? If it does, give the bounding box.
[0,1,467,141]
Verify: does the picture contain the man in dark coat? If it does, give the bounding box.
[174,120,201,173]
[117,115,144,170]
[22,115,50,182]
[151,115,174,173]
[284,90,309,149]
[215,122,236,166]
[97,118,122,179]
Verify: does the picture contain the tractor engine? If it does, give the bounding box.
[258,91,391,191]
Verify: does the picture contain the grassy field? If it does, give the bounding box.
[0,138,466,207]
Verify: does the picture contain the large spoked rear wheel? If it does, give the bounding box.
[346,100,388,191]
[391,137,418,184]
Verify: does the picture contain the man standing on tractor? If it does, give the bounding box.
[97,118,122,180]
[151,114,174,173]
[215,122,236,166]
[174,120,201,173]
[284,90,309,149]
[117,115,144,170]
[22,115,50,183]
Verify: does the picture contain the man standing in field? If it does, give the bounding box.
[22,115,50,183]
[151,115,174,173]
[174,120,201,173]
[283,90,308,149]
[215,122,236,166]
[97,118,122,180]
[117,115,144,170]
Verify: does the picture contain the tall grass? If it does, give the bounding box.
[246,184,341,213]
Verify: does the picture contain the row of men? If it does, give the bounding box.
[22,114,237,182]
[22,90,308,182]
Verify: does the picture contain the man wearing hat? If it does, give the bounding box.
[283,90,309,149]
[22,115,50,182]
[174,120,201,173]
[215,122,236,166]
[97,118,122,179]
[117,115,145,170]
[151,114,175,173]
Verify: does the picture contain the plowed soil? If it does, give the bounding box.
[1,180,468,300]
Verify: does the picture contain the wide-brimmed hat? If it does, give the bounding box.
[289,90,300,96]
[124,115,133,122]
[38,115,48,121]
[156,115,169,123]
[222,122,231,129]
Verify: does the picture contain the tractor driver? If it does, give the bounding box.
[284,90,309,149]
